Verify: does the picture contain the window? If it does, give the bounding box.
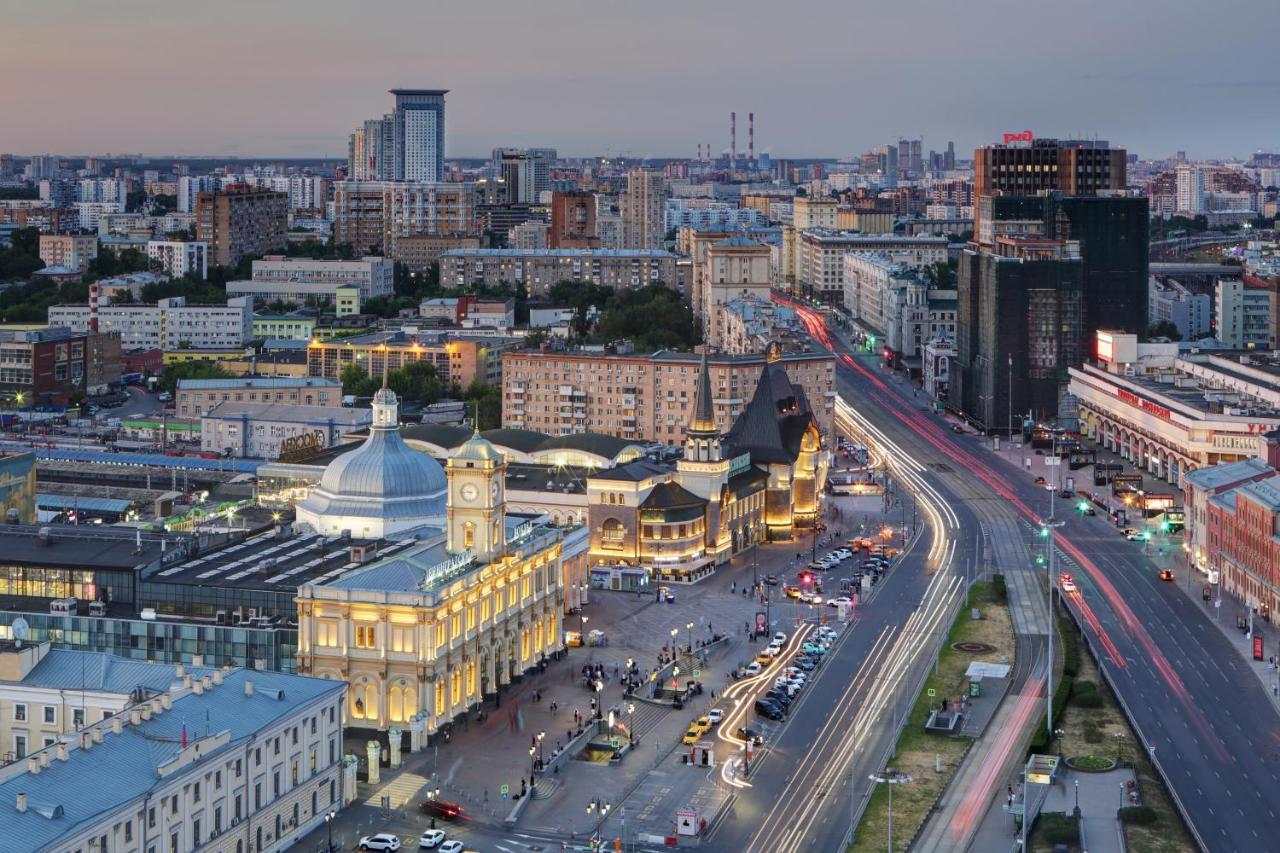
[125,820,133,843]
[13,735,26,759]
[148,806,156,828]
[354,623,376,649]
[193,781,201,803]
[42,706,55,724]
[13,703,26,722]
[72,708,84,729]
[316,621,340,647]
[273,770,280,797]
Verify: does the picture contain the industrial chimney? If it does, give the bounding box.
[748,112,755,166]
[730,112,737,168]
[88,283,99,333]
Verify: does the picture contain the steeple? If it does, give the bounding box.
[688,354,717,437]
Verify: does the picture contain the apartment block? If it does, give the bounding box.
[38,234,97,272]
[332,180,478,256]
[146,240,208,279]
[175,377,343,418]
[502,349,835,445]
[439,248,679,298]
[797,231,948,302]
[48,297,253,351]
[249,255,393,301]
[306,330,521,389]
[195,186,288,267]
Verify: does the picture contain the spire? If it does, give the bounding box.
[688,353,717,437]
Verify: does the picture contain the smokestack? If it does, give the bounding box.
[89,283,99,333]
[731,112,737,168]
[749,112,755,166]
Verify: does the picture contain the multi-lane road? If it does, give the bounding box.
[792,301,1280,851]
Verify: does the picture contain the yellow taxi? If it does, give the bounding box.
[691,715,713,735]
[681,726,702,745]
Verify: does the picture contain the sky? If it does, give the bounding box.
[3,0,1279,162]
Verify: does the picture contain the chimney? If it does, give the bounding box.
[38,751,49,769]
[80,732,91,750]
[183,675,192,690]
[150,698,163,716]
[201,675,212,691]
[212,670,223,686]
[56,743,67,762]
[244,679,254,697]
[140,706,151,721]
[193,680,204,695]
[16,793,26,813]
[174,663,185,678]
[91,727,103,744]
[26,757,38,774]
[749,112,755,166]
[161,694,171,710]
[89,283,99,333]
[130,709,141,725]
[730,112,737,167]
[111,716,122,734]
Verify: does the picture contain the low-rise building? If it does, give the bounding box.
[439,248,679,297]
[175,377,342,418]
[48,296,254,351]
[717,295,805,355]
[249,256,394,302]
[392,233,480,272]
[306,329,519,389]
[0,328,122,402]
[253,312,316,341]
[1183,456,1276,581]
[1215,277,1273,349]
[0,659,348,853]
[37,234,97,272]
[1149,277,1211,341]
[201,401,371,460]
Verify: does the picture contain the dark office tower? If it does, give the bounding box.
[390,88,448,182]
[973,137,1126,238]
[945,141,955,171]
[954,240,1085,432]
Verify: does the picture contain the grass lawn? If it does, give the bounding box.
[850,581,1014,852]
[1031,616,1196,853]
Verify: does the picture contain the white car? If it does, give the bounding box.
[419,830,446,849]
[744,661,762,677]
[827,596,854,608]
[438,842,464,853]
[360,834,403,852]
[765,643,782,657]
[801,592,823,604]
[773,631,788,645]
[817,627,838,641]
[707,708,724,725]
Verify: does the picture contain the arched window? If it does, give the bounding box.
[463,522,475,549]
[363,684,378,722]
[601,518,625,545]
[389,686,403,722]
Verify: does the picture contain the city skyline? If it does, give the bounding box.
[4,0,1280,161]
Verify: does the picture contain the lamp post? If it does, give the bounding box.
[537,729,545,768]
[670,626,678,659]
[580,613,588,639]
[324,809,336,853]
[685,621,694,655]
[868,769,912,852]
[627,702,636,745]
[1041,518,1064,735]
[528,745,536,789]
[594,679,603,720]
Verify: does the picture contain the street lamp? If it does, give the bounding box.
[868,769,912,852]
[528,745,537,788]
[594,679,603,719]
[1041,519,1065,735]
[324,809,336,853]
[670,626,678,658]
[627,702,636,745]
[580,613,588,638]
[537,730,545,768]
[685,621,694,655]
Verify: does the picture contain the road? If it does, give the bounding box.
[793,301,1280,852]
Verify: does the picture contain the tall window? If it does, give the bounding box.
[316,621,340,647]
[354,623,376,649]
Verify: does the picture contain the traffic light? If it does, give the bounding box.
[1039,526,1050,538]
[1035,554,1046,565]
[800,572,813,586]
[1141,530,1152,542]
[1159,519,1171,533]
[1077,500,1089,514]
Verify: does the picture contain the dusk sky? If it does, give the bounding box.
[5,0,1279,161]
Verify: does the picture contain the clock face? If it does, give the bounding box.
[460,483,479,502]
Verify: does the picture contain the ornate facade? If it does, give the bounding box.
[295,430,568,736]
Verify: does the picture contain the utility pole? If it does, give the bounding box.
[1007,352,1013,440]
[1044,517,1064,735]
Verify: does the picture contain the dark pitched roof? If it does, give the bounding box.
[724,362,814,465]
[640,481,704,510]
[728,465,769,497]
[688,353,716,436]
[399,423,473,448]
[479,428,549,454]
[538,433,639,460]
[592,459,670,482]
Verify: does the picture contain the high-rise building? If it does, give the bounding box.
[390,88,447,182]
[701,237,772,349]
[176,175,217,213]
[973,137,1126,237]
[493,148,556,203]
[549,191,601,248]
[897,138,923,179]
[1176,164,1207,214]
[349,116,393,180]
[621,168,666,249]
[194,186,288,268]
[332,180,479,256]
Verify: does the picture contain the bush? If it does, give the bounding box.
[1072,755,1113,770]
[1058,612,1081,677]
[1072,679,1097,695]
[1028,675,1073,754]
[1038,812,1080,845]
[1118,805,1158,825]
[1073,692,1104,709]
[993,573,1007,602]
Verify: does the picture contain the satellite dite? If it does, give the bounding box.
[11,616,29,648]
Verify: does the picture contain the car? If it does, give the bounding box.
[773,631,788,645]
[707,708,724,725]
[951,424,965,434]
[817,628,837,641]
[360,834,402,852]
[827,596,854,608]
[1124,529,1143,541]
[1158,569,1175,581]
[691,715,713,734]
[682,727,702,745]
[755,699,784,720]
[800,592,823,604]
[419,830,447,849]
[801,642,828,656]
[764,690,791,706]
[757,651,777,665]
[737,726,765,744]
[1059,572,1076,593]
[762,574,780,585]
[438,843,465,853]
[783,584,801,598]
[420,799,468,822]
[793,657,817,671]
[743,661,762,677]
[1034,476,1046,485]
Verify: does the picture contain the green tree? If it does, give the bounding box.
[1147,321,1183,341]
[339,364,380,398]
[465,380,502,430]
[160,360,232,394]
[0,227,44,281]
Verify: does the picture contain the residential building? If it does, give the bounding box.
[509,220,549,250]
[146,239,208,279]
[923,335,957,403]
[1215,277,1273,349]
[176,175,217,213]
[202,401,371,460]
[502,348,835,445]
[1149,277,1211,340]
[332,181,479,256]
[37,235,96,272]
[48,296,253,352]
[296,420,571,736]
[701,237,772,349]
[664,200,766,232]
[549,191,601,248]
[718,295,805,355]
[1176,164,1207,215]
[249,256,393,301]
[195,186,288,267]
[306,330,519,389]
[494,148,555,203]
[793,196,838,229]
[622,168,666,249]
[973,137,1126,237]
[391,88,448,182]
[1184,456,1277,581]
[0,660,348,853]
[797,231,947,302]
[176,377,343,418]
[0,328,122,402]
[252,313,316,342]
[439,248,678,297]
[392,233,481,272]
[844,252,917,336]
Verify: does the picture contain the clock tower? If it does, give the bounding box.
[446,430,507,562]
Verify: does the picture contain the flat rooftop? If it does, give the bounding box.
[150,529,421,591]
[0,525,181,570]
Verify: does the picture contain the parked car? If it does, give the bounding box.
[737,726,765,744]
[773,631,788,645]
[801,642,828,656]
[793,657,817,671]
[755,699,784,720]
[419,830,446,849]
[438,842,465,853]
[360,834,402,852]
[743,661,762,677]
[707,708,724,725]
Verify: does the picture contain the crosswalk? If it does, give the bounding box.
[363,770,428,808]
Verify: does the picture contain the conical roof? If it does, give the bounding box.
[687,354,717,436]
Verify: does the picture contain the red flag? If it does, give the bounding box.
[181,720,188,749]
